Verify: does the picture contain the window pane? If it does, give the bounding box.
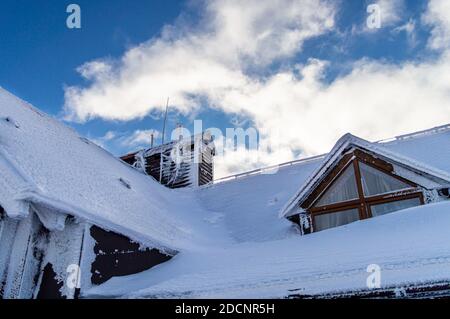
[314,208,360,232]
[359,162,411,196]
[315,165,359,207]
[371,197,421,217]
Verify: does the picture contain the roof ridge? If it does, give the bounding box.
[377,124,450,144]
[211,154,325,186]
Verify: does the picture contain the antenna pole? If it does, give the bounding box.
[160,98,170,183]
[161,97,169,145]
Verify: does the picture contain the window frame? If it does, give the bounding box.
[306,151,424,232]
[366,192,424,218]
[311,205,363,232]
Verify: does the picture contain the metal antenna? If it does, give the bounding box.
[159,97,170,183]
[161,97,169,145]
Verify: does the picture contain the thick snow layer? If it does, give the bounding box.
[2,87,450,298]
[197,125,450,239]
[85,125,450,297]
[382,129,450,176]
[197,160,321,243]
[87,201,450,298]
[0,87,218,251]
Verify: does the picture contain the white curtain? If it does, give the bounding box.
[359,162,410,197]
[314,208,360,232]
[316,165,359,206]
[371,197,421,217]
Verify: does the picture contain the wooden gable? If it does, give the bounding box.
[298,148,424,233]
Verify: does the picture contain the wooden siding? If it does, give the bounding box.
[1,208,173,298]
[33,215,85,299]
[121,152,138,166]
[199,147,214,186]
[145,153,163,181]
[36,263,64,299]
[122,141,214,188]
[90,226,173,285]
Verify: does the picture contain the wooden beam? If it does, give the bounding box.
[353,160,368,220]
[302,153,354,209]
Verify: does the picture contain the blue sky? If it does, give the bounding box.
[1,0,450,177]
[0,0,185,144]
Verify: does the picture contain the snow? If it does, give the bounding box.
[382,128,450,176]
[33,217,85,298]
[1,86,450,298]
[84,125,450,298]
[197,159,321,243]
[87,201,450,298]
[0,87,216,252]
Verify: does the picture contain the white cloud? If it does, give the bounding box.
[222,56,450,150]
[65,0,450,178]
[63,0,336,122]
[120,129,161,148]
[102,130,117,141]
[76,60,114,81]
[208,55,450,177]
[205,0,335,65]
[423,0,450,50]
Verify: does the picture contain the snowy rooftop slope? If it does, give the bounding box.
[196,124,450,242]
[84,124,450,297]
[197,159,322,243]
[87,201,450,298]
[382,126,450,175]
[0,87,210,251]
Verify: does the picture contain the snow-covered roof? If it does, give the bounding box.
[2,87,450,298]
[86,121,449,297]
[87,201,450,298]
[183,124,450,240]
[381,124,450,176]
[279,130,450,217]
[0,87,210,252]
[197,158,322,243]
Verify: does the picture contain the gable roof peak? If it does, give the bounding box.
[279,131,450,218]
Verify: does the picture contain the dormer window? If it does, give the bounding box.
[305,150,423,232]
[359,162,411,196]
[314,165,359,206]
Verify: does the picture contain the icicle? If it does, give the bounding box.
[132,151,146,173]
[299,211,311,235]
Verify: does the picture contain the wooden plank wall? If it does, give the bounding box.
[89,226,173,285]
